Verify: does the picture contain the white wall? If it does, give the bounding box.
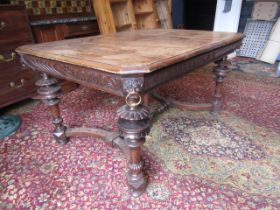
[214,0,243,32]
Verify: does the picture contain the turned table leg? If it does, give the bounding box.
[117,91,151,197]
[143,94,150,106]
[212,57,230,115]
[36,73,68,144]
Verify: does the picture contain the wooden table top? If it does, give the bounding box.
[17,29,243,75]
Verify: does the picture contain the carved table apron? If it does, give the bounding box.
[16,29,244,197]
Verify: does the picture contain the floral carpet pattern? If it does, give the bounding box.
[160,116,266,160]
[1,65,280,209]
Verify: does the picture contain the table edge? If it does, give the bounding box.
[16,34,244,75]
[18,39,242,97]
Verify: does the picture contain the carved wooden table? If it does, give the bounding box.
[16,29,243,197]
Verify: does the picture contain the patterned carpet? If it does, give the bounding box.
[0,64,280,209]
[230,57,279,78]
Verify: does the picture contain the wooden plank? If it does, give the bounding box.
[133,0,160,29]
[92,0,136,34]
[126,0,137,30]
[92,0,116,34]
[156,0,173,29]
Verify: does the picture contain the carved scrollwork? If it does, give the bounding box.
[61,63,121,90]
[19,54,123,95]
[143,40,242,92]
[20,55,63,77]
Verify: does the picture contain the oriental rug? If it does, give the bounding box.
[0,64,279,209]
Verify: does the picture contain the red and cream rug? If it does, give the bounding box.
[1,64,280,209]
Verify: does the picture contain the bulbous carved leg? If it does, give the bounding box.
[212,57,230,115]
[36,73,68,144]
[117,91,151,197]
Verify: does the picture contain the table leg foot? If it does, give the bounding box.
[117,91,151,197]
[128,169,147,197]
[212,57,229,115]
[35,73,68,144]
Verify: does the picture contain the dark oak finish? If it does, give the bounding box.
[212,58,230,115]
[0,6,33,44]
[65,20,99,38]
[32,20,99,43]
[0,5,40,108]
[31,17,99,95]
[16,29,244,197]
[117,93,151,196]
[35,73,68,144]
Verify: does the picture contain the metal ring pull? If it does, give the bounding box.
[0,21,6,30]
[0,52,16,62]
[10,79,25,89]
[125,91,142,107]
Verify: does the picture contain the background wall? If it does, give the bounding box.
[172,0,185,28]
[238,0,254,32]
[214,0,243,32]
[9,0,92,16]
[185,0,217,30]
[172,0,217,30]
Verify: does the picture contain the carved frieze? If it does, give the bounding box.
[19,40,242,96]
[20,54,124,95]
[143,40,242,92]
[21,55,63,77]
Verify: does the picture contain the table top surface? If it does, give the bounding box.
[17,29,243,75]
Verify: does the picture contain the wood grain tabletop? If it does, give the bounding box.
[16,29,244,74]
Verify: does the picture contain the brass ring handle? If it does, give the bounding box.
[125,91,142,107]
[10,79,25,89]
[0,21,6,30]
[0,52,16,62]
